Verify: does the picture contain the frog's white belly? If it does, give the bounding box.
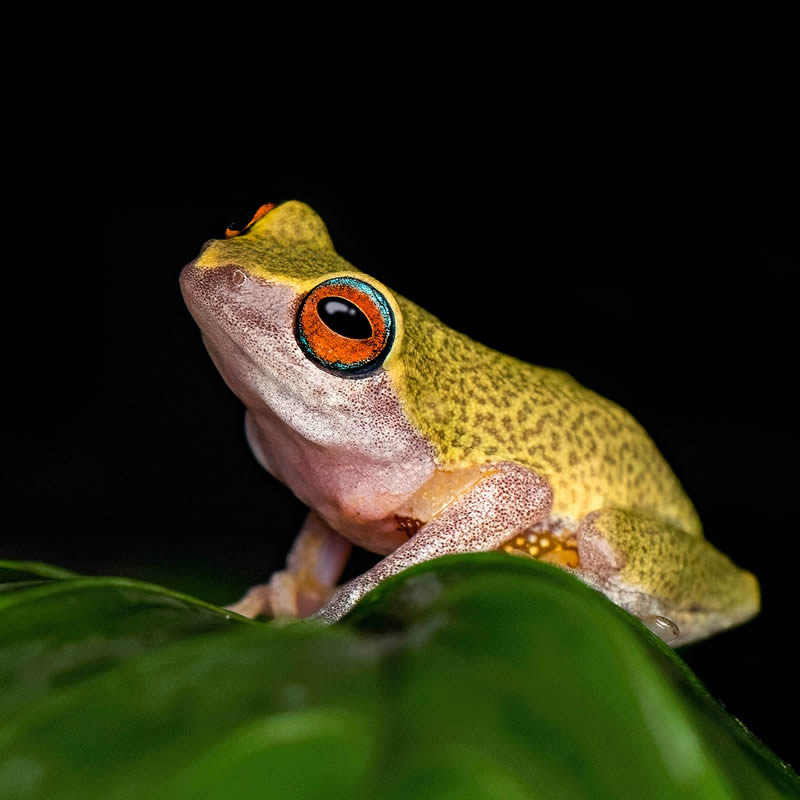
[245,407,435,554]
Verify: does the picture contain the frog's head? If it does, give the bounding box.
[179,201,408,452]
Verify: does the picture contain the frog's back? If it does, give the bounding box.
[394,296,702,537]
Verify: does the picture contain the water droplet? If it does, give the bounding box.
[643,614,680,642]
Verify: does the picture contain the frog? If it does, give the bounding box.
[179,200,759,645]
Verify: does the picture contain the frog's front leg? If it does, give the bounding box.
[227,510,351,618]
[314,463,553,623]
[568,508,760,646]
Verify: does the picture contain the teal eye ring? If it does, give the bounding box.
[296,277,394,376]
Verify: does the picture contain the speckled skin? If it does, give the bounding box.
[395,300,701,532]
[180,201,759,644]
[571,508,759,644]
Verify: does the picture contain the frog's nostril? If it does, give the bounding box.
[232,269,247,287]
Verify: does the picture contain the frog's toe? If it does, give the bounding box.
[225,583,275,619]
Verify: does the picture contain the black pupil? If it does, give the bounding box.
[317,297,372,339]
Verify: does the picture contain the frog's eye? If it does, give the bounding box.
[296,277,394,376]
[225,203,275,238]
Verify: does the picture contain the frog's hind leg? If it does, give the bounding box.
[566,508,759,646]
[226,511,352,619]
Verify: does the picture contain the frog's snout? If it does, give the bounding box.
[180,261,250,307]
[178,258,219,322]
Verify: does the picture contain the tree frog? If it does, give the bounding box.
[179,200,759,645]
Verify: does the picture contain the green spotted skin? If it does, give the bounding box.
[394,298,701,533]
[194,200,701,535]
[575,508,759,641]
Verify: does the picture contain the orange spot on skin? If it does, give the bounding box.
[539,549,580,567]
[395,515,423,537]
[498,529,580,568]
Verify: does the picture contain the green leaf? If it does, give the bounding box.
[0,555,796,800]
[0,561,81,583]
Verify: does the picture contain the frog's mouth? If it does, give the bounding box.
[182,263,329,429]
[180,261,281,405]
[180,261,244,335]
[180,261,286,356]
[198,328,279,416]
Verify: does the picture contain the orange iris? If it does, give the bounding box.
[296,277,394,374]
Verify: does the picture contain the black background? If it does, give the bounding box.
[8,162,796,765]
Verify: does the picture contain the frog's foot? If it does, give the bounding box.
[226,584,274,618]
[226,511,351,619]
[564,508,760,646]
[225,571,311,618]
